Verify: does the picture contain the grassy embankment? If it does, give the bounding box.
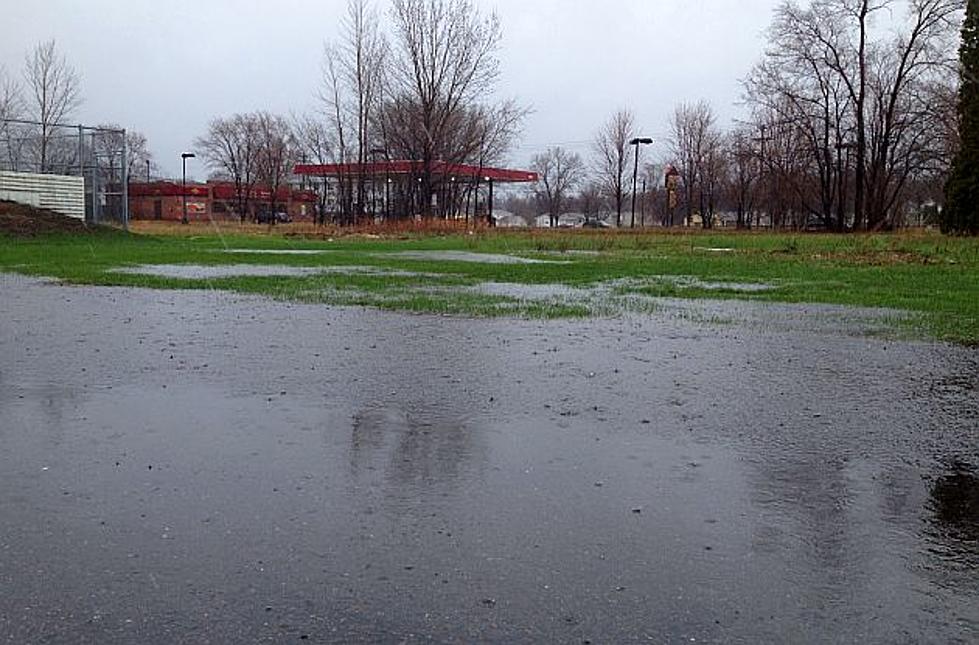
[1,222,977,344]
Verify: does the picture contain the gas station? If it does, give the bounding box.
[293,160,538,224]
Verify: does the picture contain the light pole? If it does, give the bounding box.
[146,159,150,183]
[629,137,653,229]
[835,141,856,232]
[370,148,389,220]
[486,176,495,227]
[640,178,647,228]
[181,152,195,225]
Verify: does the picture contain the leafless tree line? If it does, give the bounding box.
[194,0,528,225]
[529,1,961,231]
[1,40,155,185]
[192,0,961,230]
[741,0,962,230]
[195,112,296,223]
[313,0,528,223]
[1,40,82,173]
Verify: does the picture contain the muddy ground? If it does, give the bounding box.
[0,201,93,237]
[1,273,977,644]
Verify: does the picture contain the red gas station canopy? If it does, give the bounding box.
[293,160,538,183]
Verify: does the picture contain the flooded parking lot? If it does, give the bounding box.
[1,273,977,643]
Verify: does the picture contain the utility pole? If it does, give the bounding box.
[181,152,195,225]
[753,125,773,229]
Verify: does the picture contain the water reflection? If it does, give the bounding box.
[349,405,485,499]
[929,461,979,547]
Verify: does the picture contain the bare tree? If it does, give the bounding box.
[593,109,634,228]
[864,0,961,228]
[531,147,585,227]
[669,101,722,228]
[293,112,337,223]
[0,66,23,170]
[23,40,81,172]
[725,130,761,229]
[776,0,883,228]
[577,181,607,224]
[746,4,856,230]
[473,100,528,167]
[92,125,155,185]
[316,1,386,224]
[389,0,504,216]
[253,111,296,225]
[320,44,355,223]
[195,114,260,223]
[641,162,668,227]
[342,0,387,217]
[0,67,19,118]
[459,100,527,223]
[124,130,155,181]
[747,0,961,229]
[313,0,526,222]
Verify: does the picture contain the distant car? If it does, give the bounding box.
[582,218,611,229]
[256,211,292,224]
[803,215,830,231]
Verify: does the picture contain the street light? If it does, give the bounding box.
[181,152,195,225]
[370,147,387,218]
[485,176,495,227]
[629,137,653,229]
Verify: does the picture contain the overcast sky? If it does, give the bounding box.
[0,0,782,179]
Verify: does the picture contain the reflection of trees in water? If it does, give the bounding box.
[349,406,484,500]
[746,456,853,573]
[1,378,83,447]
[917,460,979,602]
[929,461,979,545]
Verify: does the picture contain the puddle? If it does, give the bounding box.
[466,277,774,305]
[470,282,586,300]
[3,273,978,642]
[695,247,736,253]
[111,264,437,280]
[379,250,565,264]
[644,275,777,293]
[223,249,334,256]
[929,461,979,544]
[112,264,326,279]
[538,250,603,257]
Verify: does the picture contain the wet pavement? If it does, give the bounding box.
[1,273,977,644]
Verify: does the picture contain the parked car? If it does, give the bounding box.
[582,218,611,229]
[256,211,292,224]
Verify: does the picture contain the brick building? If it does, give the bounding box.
[128,181,318,222]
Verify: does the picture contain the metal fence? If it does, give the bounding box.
[0,118,129,227]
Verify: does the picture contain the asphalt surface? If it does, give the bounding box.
[1,273,977,644]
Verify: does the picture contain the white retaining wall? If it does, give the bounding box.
[0,171,86,220]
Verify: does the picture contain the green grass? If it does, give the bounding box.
[1,228,977,344]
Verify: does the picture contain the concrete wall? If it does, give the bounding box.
[0,171,86,220]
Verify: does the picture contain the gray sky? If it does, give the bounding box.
[0,0,781,178]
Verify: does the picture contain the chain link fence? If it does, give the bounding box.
[0,118,129,227]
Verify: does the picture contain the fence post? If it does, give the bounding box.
[121,128,129,231]
[89,131,98,225]
[77,124,83,177]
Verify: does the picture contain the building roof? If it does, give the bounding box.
[293,160,538,183]
[128,181,316,202]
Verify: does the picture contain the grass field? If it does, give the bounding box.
[2,222,977,344]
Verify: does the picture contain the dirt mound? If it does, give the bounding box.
[0,200,94,237]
